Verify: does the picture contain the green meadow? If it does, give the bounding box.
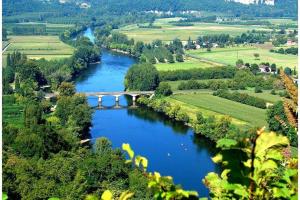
[4,22,74,35]
[155,56,219,71]
[170,92,267,128]
[3,35,74,64]
[186,46,298,68]
[117,18,272,43]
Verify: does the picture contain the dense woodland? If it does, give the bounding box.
[3,0,298,24]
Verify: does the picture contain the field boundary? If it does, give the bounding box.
[185,53,228,66]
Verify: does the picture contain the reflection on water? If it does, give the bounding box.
[75,28,219,196]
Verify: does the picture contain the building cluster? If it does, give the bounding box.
[226,0,275,6]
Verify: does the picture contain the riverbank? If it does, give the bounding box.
[137,95,253,142]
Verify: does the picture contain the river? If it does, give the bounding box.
[75,28,220,197]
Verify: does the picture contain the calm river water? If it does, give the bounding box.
[75,28,220,196]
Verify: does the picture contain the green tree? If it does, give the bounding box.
[175,53,184,62]
[253,53,260,60]
[17,60,46,86]
[271,63,277,74]
[155,82,172,96]
[284,67,292,75]
[167,54,175,63]
[236,59,244,68]
[250,63,259,75]
[24,102,43,128]
[58,82,76,96]
[125,63,160,91]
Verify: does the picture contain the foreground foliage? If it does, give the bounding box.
[204,128,298,200]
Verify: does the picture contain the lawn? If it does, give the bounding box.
[170,92,267,128]
[155,56,219,71]
[3,35,74,65]
[117,18,272,43]
[186,46,298,68]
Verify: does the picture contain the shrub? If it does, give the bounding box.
[155,82,173,96]
[255,86,263,93]
[175,54,184,62]
[177,80,208,90]
[270,89,276,95]
[213,89,267,109]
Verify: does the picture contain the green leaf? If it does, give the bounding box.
[101,190,112,200]
[119,190,134,200]
[48,198,60,200]
[259,160,277,171]
[85,195,98,200]
[122,143,134,160]
[135,155,148,171]
[2,193,8,200]
[212,154,223,163]
[233,184,249,198]
[255,132,289,159]
[216,139,237,149]
[148,181,157,188]
[221,169,230,180]
[154,172,161,182]
[265,149,283,161]
[273,187,291,198]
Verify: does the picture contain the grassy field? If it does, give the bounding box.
[171,92,267,128]
[3,96,24,127]
[236,89,283,103]
[186,46,298,68]
[165,79,284,103]
[264,18,298,26]
[117,18,272,43]
[4,22,74,35]
[3,35,74,65]
[155,56,219,71]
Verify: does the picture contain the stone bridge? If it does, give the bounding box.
[78,91,155,107]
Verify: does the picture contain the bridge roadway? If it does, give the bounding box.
[78,91,155,106]
[79,91,154,97]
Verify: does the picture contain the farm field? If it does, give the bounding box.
[155,56,219,71]
[171,92,267,128]
[4,22,74,35]
[263,18,298,26]
[3,96,24,127]
[236,89,284,103]
[3,35,74,64]
[165,78,284,103]
[186,46,298,68]
[117,18,272,43]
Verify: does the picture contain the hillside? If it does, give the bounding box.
[3,0,298,21]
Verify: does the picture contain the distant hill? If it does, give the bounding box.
[3,0,298,22]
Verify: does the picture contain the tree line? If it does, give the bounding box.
[213,89,267,109]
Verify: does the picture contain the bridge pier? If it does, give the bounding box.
[98,95,103,107]
[114,95,121,102]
